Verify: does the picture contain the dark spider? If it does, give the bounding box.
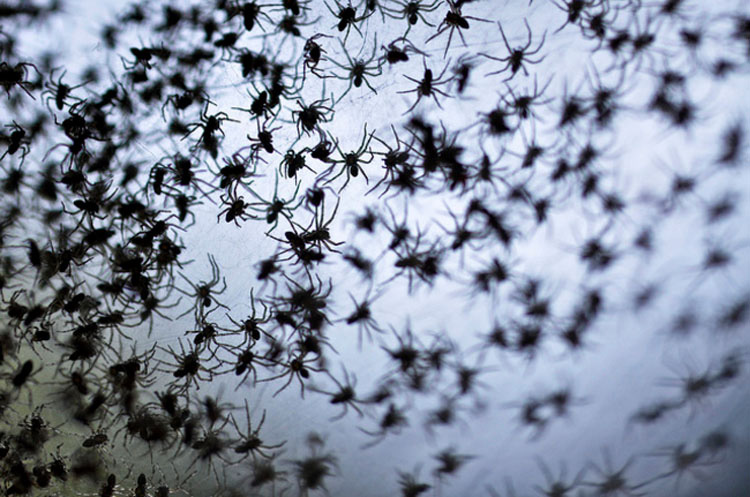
[293,97,334,136]
[384,0,441,36]
[481,19,546,82]
[302,33,332,80]
[326,37,383,103]
[425,0,491,57]
[322,124,374,191]
[230,399,285,461]
[398,58,454,114]
[324,0,372,41]
[176,254,229,320]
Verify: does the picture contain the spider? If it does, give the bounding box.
[229,400,286,462]
[341,286,384,348]
[280,147,314,180]
[308,129,337,165]
[481,19,546,82]
[326,37,383,104]
[175,254,229,320]
[380,37,427,65]
[310,365,364,420]
[324,0,372,41]
[233,88,275,121]
[42,68,88,112]
[583,450,648,497]
[532,458,585,497]
[259,350,325,398]
[226,289,272,346]
[1,121,31,164]
[291,196,342,253]
[247,172,302,233]
[235,0,273,32]
[359,402,408,448]
[322,124,374,191]
[432,447,474,481]
[551,0,603,34]
[247,118,281,156]
[218,192,254,226]
[398,58,454,114]
[157,339,217,393]
[0,61,39,99]
[302,33,332,80]
[182,103,238,158]
[215,150,258,196]
[293,434,339,495]
[292,97,334,136]
[187,424,233,484]
[649,442,717,489]
[502,75,554,121]
[425,0,491,57]
[384,0,441,37]
[368,124,415,197]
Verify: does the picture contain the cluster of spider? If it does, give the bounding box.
[1,0,750,496]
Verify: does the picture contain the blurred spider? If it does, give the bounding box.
[432,446,474,481]
[1,121,31,164]
[293,434,338,495]
[532,457,585,497]
[481,19,546,81]
[368,124,415,196]
[387,229,444,293]
[341,285,384,348]
[551,0,603,34]
[502,75,553,121]
[0,61,39,99]
[583,450,648,497]
[649,442,718,489]
[310,365,364,420]
[360,403,408,448]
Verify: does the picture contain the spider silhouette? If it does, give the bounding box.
[480,19,547,82]
[425,0,491,57]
